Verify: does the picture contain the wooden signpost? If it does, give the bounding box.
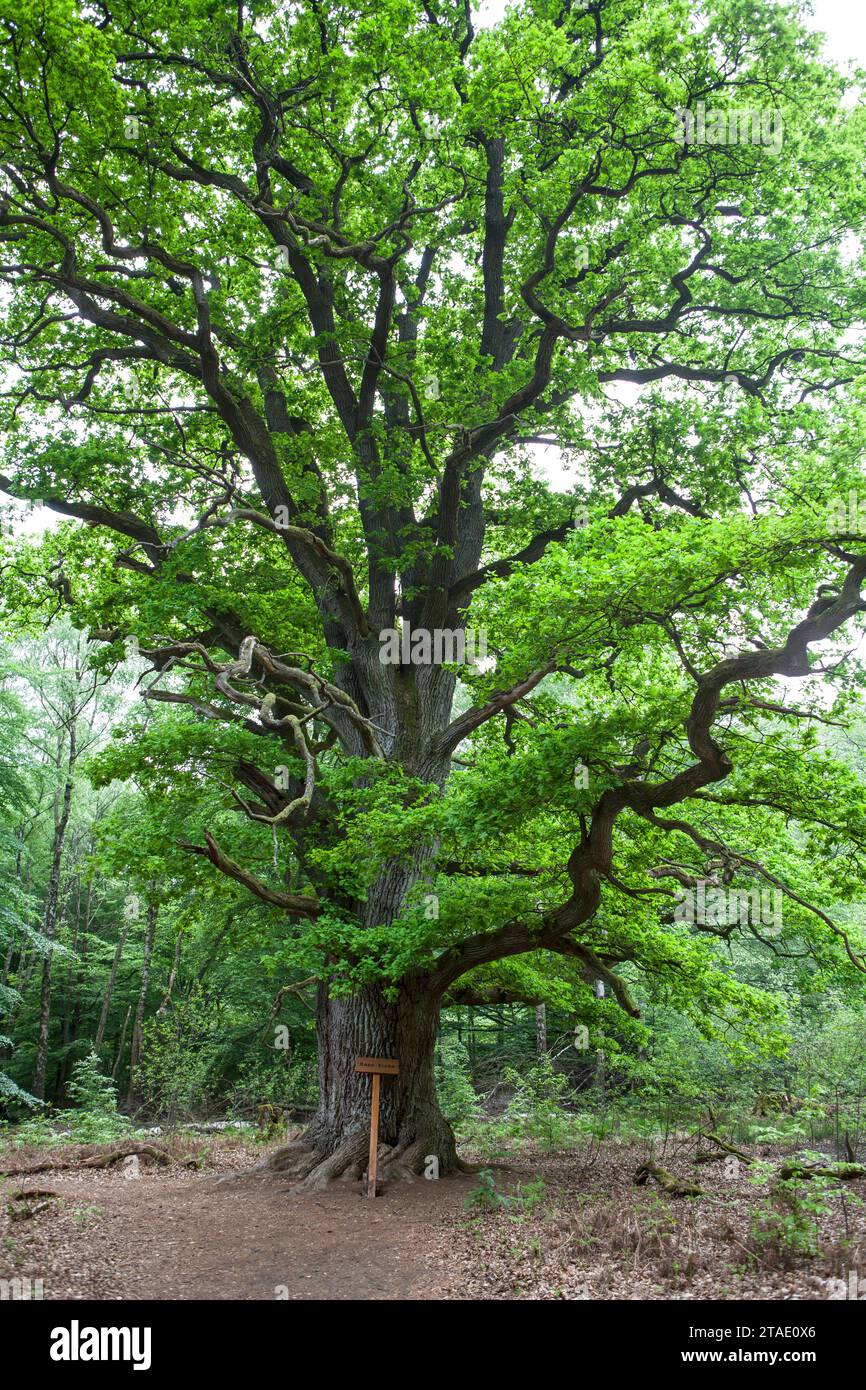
[355,1056,400,1198]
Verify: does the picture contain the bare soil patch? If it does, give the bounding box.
[0,1135,474,1300]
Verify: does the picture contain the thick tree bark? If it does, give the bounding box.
[267,977,457,1187]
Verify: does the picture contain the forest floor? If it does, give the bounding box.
[0,1130,863,1300]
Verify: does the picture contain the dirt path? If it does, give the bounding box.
[6,1137,861,1301]
[1,1155,477,1301]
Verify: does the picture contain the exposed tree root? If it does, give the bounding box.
[290,1136,439,1191]
[81,1144,171,1170]
[217,1137,323,1184]
[694,1134,866,1184]
[224,1127,466,1192]
[0,1143,170,1177]
[293,1135,370,1191]
[5,1184,61,1219]
[453,1155,514,1174]
[634,1161,704,1198]
[695,1132,756,1166]
[0,1160,64,1176]
[777,1162,866,1181]
[7,1197,56,1220]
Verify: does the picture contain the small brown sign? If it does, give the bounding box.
[355,1056,400,1075]
[355,1057,399,1198]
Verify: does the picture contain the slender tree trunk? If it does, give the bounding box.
[55,877,83,1101]
[156,930,182,1015]
[112,1005,131,1080]
[94,920,129,1052]
[535,1003,547,1055]
[32,726,76,1100]
[126,901,157,1105]
[2,828,32,1008]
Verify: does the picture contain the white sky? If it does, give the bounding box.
[474,0,866,65]
[802,0,866,66]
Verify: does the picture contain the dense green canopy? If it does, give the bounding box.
[1,0,866,1118]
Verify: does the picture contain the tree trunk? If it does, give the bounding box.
[156,930,182,1015]
[32,727,76,1101]
[55,878,83,1102]
[267,978,457,1188]
[112,1005,131,1080]
[126,901,157,1106]
[94,920,129,1052]
[535,1003,547,1054]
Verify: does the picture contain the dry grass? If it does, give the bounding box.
[434,1141,866,1300]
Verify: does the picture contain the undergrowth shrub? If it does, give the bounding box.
[66,1051,129,1143]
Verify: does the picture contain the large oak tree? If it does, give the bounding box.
[3,0,866,1183]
